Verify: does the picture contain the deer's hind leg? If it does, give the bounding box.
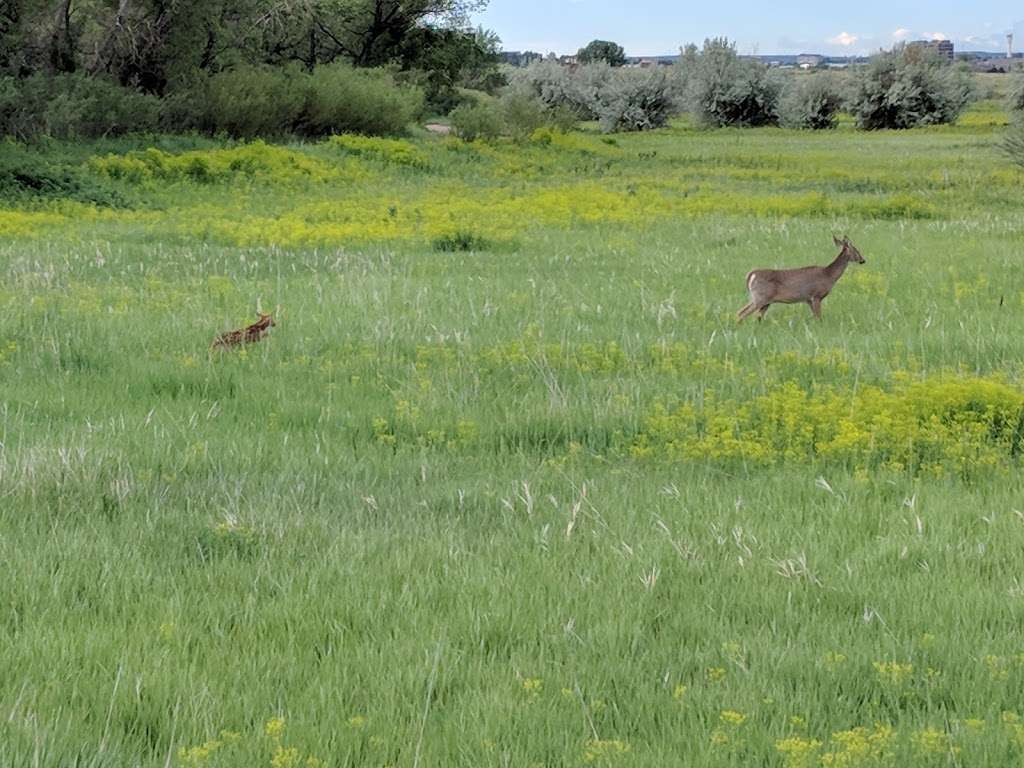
[736,301,757,322]
[756,303,771,321]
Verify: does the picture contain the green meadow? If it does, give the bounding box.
[3,99,1024,767]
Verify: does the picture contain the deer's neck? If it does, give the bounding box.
[825,252,850,283]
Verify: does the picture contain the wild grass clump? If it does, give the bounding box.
[431,230,492,251]
[847,46,973,129]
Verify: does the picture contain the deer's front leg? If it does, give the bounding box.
[809,297,822,320]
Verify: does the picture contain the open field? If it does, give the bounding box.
[3,102,1024,766]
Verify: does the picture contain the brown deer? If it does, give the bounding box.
[211,313,276,349]
[737,236,865,322]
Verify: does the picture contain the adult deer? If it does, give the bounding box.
[737,235,865,322]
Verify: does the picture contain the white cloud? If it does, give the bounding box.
[922,31,948,41]
[827,31,858,47]
[892,28,911,41]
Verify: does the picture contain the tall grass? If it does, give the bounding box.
[1,102,1024,766]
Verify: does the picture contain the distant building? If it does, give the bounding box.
[797,54,825,69]
[558,54,579,67]
[908,39,954,61]
[500,51,542,67]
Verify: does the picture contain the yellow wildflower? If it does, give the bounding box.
[776,737,822,768]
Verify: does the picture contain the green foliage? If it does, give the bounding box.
[1003,121,1024,168]
[190,65,307,139]
[1008,74,1024,113]
[303,63,425,137]
[0,74,160,140]
[779,73,845,129]
[159,63,423,139]
[509,60,611,120]
[449,100,504,141]
[684,38,783,127]
[0,143,126,206]
[577,39,627,67]
[398,26,505,113]
[431,230,491,251]
[847,46,973,129]
[594,68,675,133]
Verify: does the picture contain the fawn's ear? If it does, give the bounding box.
[833,235,843,246]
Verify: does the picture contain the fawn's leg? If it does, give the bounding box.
[737,302,756,322]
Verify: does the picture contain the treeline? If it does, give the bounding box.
[0,0,502,138]
[451,39,980,140]
[0,7,1015,142]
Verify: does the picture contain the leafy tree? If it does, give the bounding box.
[577,39,626,67]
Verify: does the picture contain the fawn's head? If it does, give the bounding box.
[833,235,865,264]
[258,312,276,327]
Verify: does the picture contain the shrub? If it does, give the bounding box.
[192,65,305,138]
[0,143,126,206]
[0,74,159,139]
[685,38,783,127]
[1008,74,1024,113]
[594,68,675,133]
[846,46,972,129]
[303,63,424,137]
[499,92,548,141]
[1003,121,1024,169]
[508,60,611,120]
[449,101,503,141]
[432,231,492,251]
[779,74,844,129]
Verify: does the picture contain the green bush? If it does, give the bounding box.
[0,143,126,206]
[0,74,160,139]
[499,92,548,141]
[594,69,675,133]
[303,63,424,137]
[779,74,844,129]
[509,60,611,120]
[191,65,305,138]
[449,101,504,141]
[159,63,423,139]
[684,38,783,127]
[847,46,972,129]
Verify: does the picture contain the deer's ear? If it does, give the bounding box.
[833,235,843,246]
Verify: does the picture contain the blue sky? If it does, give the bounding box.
[473,2,1024,56]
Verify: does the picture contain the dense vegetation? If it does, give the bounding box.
[1,92,1024,765]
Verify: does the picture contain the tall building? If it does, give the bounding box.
[908,39,954,61]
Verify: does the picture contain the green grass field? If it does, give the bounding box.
[3,101,1024,767]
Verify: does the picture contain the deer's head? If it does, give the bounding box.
[833,235,865,264]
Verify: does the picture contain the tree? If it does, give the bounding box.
[847,44,972,129]
[577,39,625,67]
[683,38,782,127]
